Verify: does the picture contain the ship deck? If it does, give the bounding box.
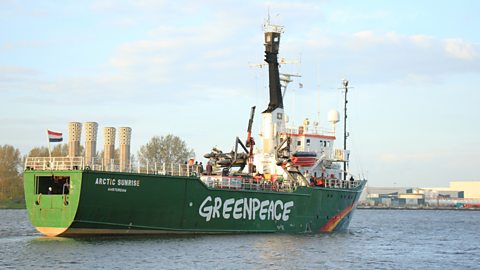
[24,156,365,193]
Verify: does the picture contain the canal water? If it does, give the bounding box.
[1,209,479,269]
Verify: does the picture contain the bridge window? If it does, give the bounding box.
[36,176,70,195]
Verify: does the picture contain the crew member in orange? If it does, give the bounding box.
[316,178,324,186]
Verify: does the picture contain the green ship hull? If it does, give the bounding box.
[24,22,367,236]
[24,170,365,236]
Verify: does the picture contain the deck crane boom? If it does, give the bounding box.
[246,106,256,173]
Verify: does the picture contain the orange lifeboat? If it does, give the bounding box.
[290,152,317,167]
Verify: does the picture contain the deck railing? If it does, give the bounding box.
[324,178,364,189]
[199,175,294,192]
[24,157,203,176]
[25,157,85,171]
[24,157,364,191]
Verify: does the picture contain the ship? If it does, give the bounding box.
[23,21,366,236]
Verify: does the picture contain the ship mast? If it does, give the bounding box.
[257,18,286,175]
[342,79,349,180]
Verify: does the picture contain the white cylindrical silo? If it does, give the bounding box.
[84,122,98,166]
[103,127,116,170]
[118,127,132,172]
[68,122,82,157]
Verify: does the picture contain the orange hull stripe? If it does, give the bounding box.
[319,204,355,232]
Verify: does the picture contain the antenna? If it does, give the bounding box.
[338,79,353,180]
[264,12,284,33]
[249,57,300,68]
[280,73,301,98]
[316,83,321,126]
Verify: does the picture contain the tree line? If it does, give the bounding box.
[0,134,195,204]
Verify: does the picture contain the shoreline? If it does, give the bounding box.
[2,204,479,211]
[357,205,480,211]
[3,202,479,211]
[0,201,26,209]
[3,204,478,211]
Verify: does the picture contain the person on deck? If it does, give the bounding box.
[198,162,204,174]
[206,162,213,175]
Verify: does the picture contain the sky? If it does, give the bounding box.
[1,0,479,188]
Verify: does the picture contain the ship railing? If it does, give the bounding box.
[135,163,204,177]
[199,175,293,192]
[284,127,336,137]
[91,161,203,177]
[24,157,205,177]
[24,157,85,171]
[324,178,364,189]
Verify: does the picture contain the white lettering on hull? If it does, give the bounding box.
[199,196,294,222]
[95,177,140,193]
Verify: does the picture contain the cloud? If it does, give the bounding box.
[373,145,480,187]
[0,65,38,76]
[352,31,377,44]
[379,153,400,162]
[444,38,478,60]
[104,12,259,96]
[327,9,389,24]
[379,152,436,163]
[409,35,433,48]
[0,41,45,51]
[299,30,480,85]
[0,65,40,92]
[91,0,168,13]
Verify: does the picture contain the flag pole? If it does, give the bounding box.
[47,130,52,160]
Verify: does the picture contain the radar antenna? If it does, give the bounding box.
[280,73,301,98]
[264,12,284,33]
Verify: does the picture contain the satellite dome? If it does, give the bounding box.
[328,110,340,124]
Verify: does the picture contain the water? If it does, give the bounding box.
[1,209,479,269]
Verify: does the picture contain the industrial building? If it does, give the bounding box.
[361,181,480,208]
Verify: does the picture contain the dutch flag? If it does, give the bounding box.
[48,130,63,142]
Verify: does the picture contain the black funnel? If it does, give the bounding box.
[263,31,283,113]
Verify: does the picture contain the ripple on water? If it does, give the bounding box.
[1,209,480,269]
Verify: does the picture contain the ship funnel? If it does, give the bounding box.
[263,24,283,113]
[103,127,116,170]
[84,122,98,166]
[118,127,132,172]
[68,122,82,157]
